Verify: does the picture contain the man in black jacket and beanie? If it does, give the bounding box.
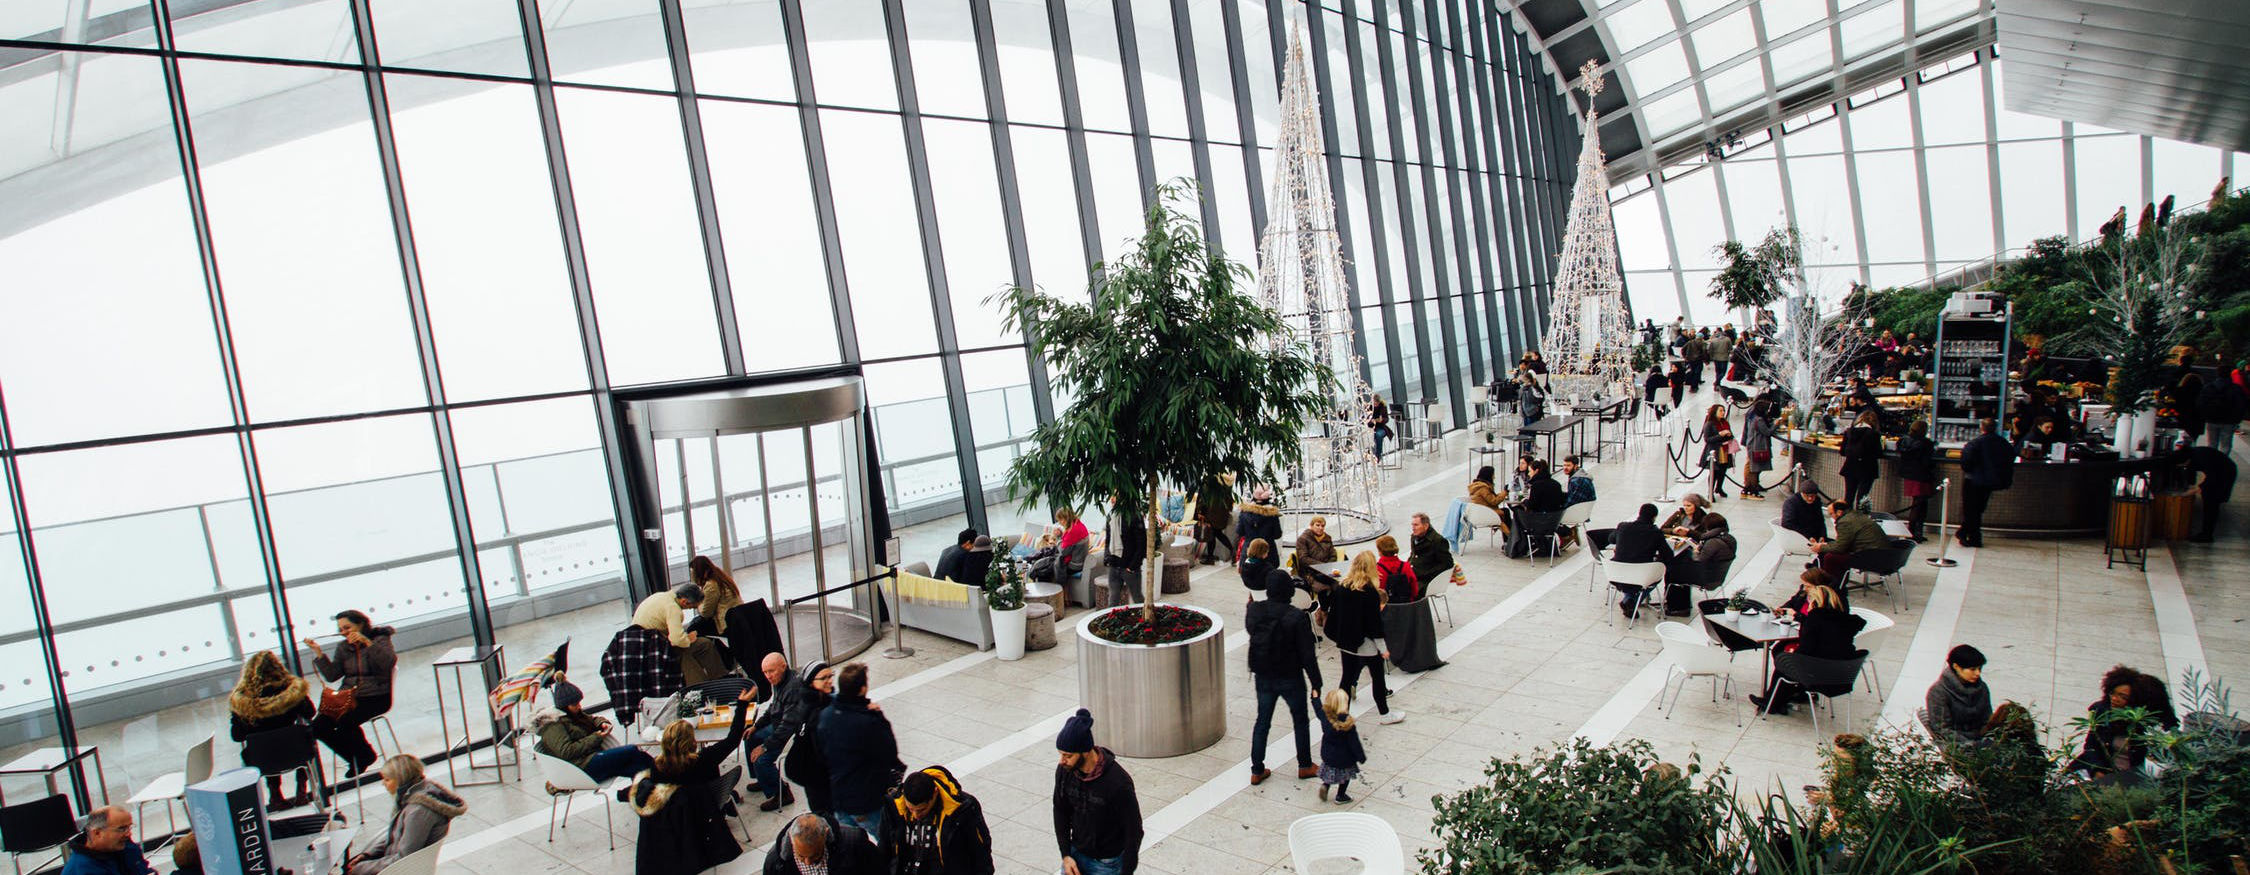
[819,663,904,842]
[880,766,994,875]
[1958,419,2014,548]
[764,812,883,875]
[1246,573,1322,786]
[1053,709,1142,875]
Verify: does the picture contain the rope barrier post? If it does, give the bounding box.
[1925,479,1958,567]
[882,566,916,659]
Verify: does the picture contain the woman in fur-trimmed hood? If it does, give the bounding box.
[229,651,316,809]
[629,689,753,875]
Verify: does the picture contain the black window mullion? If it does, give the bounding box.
[1168,0,1223,251]
[1217,0,1267,237]
[1368,0,1437,404]
[1464,2,1522,362]
[968,0,1055,426]
[1322,0,1402,400]
[1045,0,1105,287]
[1113,0,1159,206]
[349,0,492,644]
[878,0,985,533]
[1445,0,1507,371]
[778,0,862,364]
[655,0,746,376]
[1398,0,1465,426]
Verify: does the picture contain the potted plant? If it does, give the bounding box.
[982,541,1028,661]
[1723,593,1748,618]
[1899,367,1924,393]
[994,181,1332,757]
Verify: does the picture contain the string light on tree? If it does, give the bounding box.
[1539,61,1635,401]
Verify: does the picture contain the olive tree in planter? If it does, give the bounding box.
[994,181,1332,756]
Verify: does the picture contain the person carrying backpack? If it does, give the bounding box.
[1244,571,1322,786]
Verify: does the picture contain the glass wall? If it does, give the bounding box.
[1614,50,2247,323]
[0,0,1578,810]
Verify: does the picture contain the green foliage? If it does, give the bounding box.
[1709,227,1805,312]
[1420,738,1736,875]
[1847,284,1952,343]
[980,544,1025,611]
[992,180,1333,622]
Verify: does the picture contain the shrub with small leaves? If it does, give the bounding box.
[1420,738,1734,875]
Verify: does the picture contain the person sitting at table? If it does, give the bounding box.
[229,650,317,810]
[1666,362,1688,412]
[632,583,733,686]
[1523,459,1566,513]
[1506,456,1537,505]
[1748,584,1864,717]
[533,677,654,788]
[1660,493,1709,537]
[1776,568,1849,616]
[1294,516,1341,592]
[1606,504,1674,565]
[1559,456,1596,508]
[2071,665,2179,777]
[1780,479,1827,543]
[1407,513,1453,589]
[303,609,397,775]
[934,528,993,585]
[1921,645,1993,747]
[1664,512,1735,592]
[631,685,757,874]
[344,756,467,875]
[62,808,150,875]
[1815,500,1888,577]
[1373,536,1419,603]
[1467,465,1505,513]
[1643,367,1670,416]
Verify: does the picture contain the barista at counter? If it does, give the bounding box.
[2008,387,2073,441]
[2017,417,2070,457]
[1842,378,1879,415]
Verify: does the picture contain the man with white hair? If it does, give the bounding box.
[762,812,881,874]
[62,807,152,875]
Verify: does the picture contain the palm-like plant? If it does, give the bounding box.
[1710,226,1806,313]
[994,181,1334,634]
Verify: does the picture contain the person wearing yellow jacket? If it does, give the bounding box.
[880,765,994,875]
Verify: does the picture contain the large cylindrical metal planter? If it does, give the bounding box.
[1075,605,1226,758]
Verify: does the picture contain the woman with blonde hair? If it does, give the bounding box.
[632,686,756,874]
[229,651,316,810]
[1320,553,1401,723]
[1751,583,1864,716]
[345,756,466,875]
[1315,688,1366,803]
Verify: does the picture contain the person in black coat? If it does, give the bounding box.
[1749,584,1863,716]
[632,688,755,875]
[782,661,837,816]
[1238,539,1290,603]
[1779,479,1827,542]
[1958,419,2014,547]
[1322,553,1397,721]
[2071,665,2180,776]
[1245,573,1322,784]
[1838,410,1882,509]
[1607,504,1675,565]
[764,812,883,875]
[228,651,317,809]
[818,663,904,841]
[880,766,995,875]
[933,528,988,584]
[2176,445,2238,543]
[1103,510,1149,607]
[1894,420,1937,542]
[1406,513,1453,586]
[1053,710,1143,875]
[1522,461,1566,513]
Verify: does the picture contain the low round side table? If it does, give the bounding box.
[1160,557,1193,594]
[1024,580,1067,617]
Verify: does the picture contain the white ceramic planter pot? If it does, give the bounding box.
[991,605,1027,660]
[1076,605,1226,758]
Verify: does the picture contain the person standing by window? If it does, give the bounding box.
[302,610,395,774]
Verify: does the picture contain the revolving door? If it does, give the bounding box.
[622,376,881,663]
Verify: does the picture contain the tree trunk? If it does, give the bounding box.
[1143,473,1161,624]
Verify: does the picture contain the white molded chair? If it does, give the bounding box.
[1604,561,1668,627]
[1849,606,1897,697]
[1460,503,1508,554]
[1551,503,1596,567]
[381,837,445,875]
[1288,812,1404,875]
[528,738,623,850]
[1764,522,1816,587]
[127,734,215,838]
[1655,622,1738,725]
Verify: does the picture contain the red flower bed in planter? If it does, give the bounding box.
[1087,604,1213,645]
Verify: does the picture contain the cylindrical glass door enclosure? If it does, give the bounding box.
[624,376,878,664]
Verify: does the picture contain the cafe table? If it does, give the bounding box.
[1700,610,1802,689]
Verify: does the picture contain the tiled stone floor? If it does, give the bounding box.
[44,388,2250,873]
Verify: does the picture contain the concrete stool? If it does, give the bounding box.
[1025,581,1066,618]
[1025,603,1058,652]
[1161,558,1192,594]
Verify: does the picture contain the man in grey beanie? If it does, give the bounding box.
[1052,709,1142,875]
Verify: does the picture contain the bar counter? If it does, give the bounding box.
[1781,435,2158,538]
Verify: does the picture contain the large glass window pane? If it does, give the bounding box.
[1691,9,1757,67]
[1925,144,1995,261]
[1324,17,1364,159]
[1010,125,1090,296]
[1066,0,1130,132]
[371,0,528,77]
[1387,30,1419,149]
[822,110,939,356]
[1837,0,1900,63]
[1766,30,1833,91]
[803,0,897,110]
[1917,67,1986,146]
[181,60,428,423]
[1847,92,1914,151]
[556,88,726,384]
[1189,0,1239,145]
[1624,270,1681,324]
[2074,133,2142,244]
[1854,149,1926,265]
[904,0,987,119]
[1604,0,1677,52]
[2151,138,2224,207]
[1662,166,1725,271]
[1784,152,1863,269]
[1237,0,1278,146]
[387,75,590,402]
[702,100,843,371]
[1130,1,1190,139]
[1086,131,1145,265]
[452,398,628,674]
[1997,139,2065,247]
[993,0,1063,126]
[864,359,963,518]
[0,53,234,447]
[170,0,358,63]
[0,472,64,790]
[1612,190,1670,271]
[683,0,797,102]
[534,0,675,90]
[256,413,473,771]
[925,119,1017,348]
[1720,158,1787,242]
[5,0,153,46]
[1209,143,1256,262]
[961,348,1038,517]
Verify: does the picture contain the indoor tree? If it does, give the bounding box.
[1709,226,1806,314]
[994,180,1333,641]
